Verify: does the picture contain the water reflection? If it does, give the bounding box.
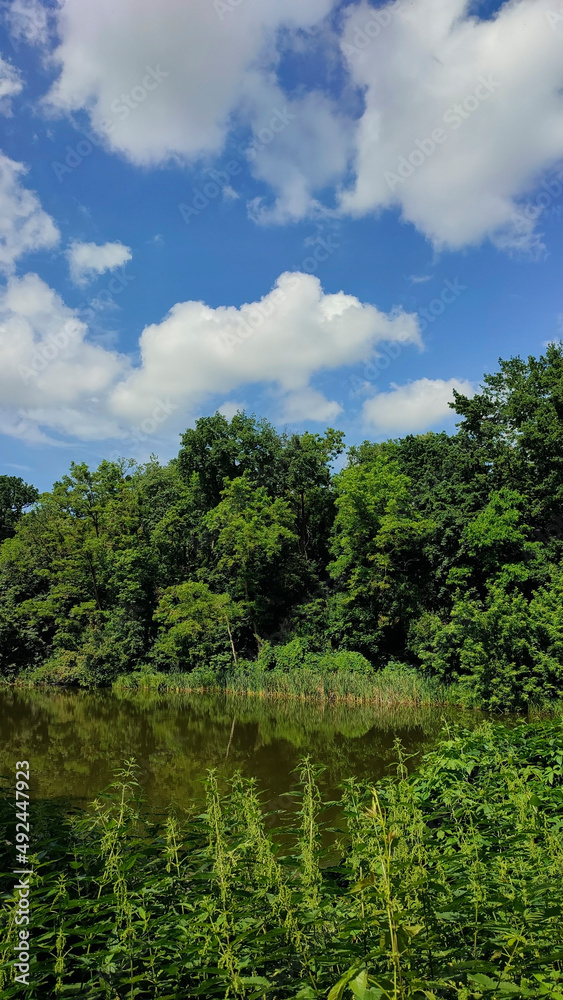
[0,687,478,815]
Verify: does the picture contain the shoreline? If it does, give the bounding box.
[3,673,561,716]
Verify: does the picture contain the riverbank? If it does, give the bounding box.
[112,663,563,715]
[2,719,562,998]
[112,661,460,706]
[6,657,563,715]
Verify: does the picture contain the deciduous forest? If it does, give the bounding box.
[3,346,563,711]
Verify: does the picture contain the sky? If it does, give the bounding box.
[0,0,562,492]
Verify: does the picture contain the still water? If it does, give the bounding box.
[0,687,475,816]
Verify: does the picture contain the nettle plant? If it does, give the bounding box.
[1,721,563,999]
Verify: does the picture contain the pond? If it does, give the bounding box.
[0,687,478,818]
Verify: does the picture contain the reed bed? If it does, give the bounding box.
[112,663,457,707]
[1,721,563,999]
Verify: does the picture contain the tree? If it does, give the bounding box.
[0,476,38,543]
[206,474,299,637]
[329,451,433,658]
[152,581,245,671]
[281,428,344,569]
[178,411,284,508]
[452,341,563,544]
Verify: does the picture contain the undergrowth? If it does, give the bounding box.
[1,721,563,998]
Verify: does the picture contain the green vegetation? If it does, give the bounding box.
[2,720,563,998]
[4,346,563,709]
[113,657,454,706]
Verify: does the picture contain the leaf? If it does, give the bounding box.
[328,966,364,1000]
[349,971,384,1000]
[468,974,499,990]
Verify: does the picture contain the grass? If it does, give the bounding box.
[1,720,563,998]
[112,662,460,707]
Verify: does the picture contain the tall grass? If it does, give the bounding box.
[113,661,458,706]
[1,721,563,998]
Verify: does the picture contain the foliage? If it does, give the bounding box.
[0,476,38,543]
[3,348,563,708]
[151,581,245,672]
[2,722,563,997]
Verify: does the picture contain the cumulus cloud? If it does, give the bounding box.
[30,0,563,249]
[339,0,563,250]
[42,0,335,167]
[66,240,132,285]
[109,271,422,425]
[279,386,343,423]
[242,75,353,224]
[0,152,60,274]
[0,273,127,443]
[362,377,474,434]
[37,0,354,222]
[0,270,421,443]
[0,55,23,115]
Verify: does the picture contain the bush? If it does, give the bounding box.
[411,570,563,711]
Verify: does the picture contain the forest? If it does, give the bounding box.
[3,345,563,712]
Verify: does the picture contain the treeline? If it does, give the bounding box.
[3,345,563,709]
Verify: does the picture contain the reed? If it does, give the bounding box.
[112,661,458,707]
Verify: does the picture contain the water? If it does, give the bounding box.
[0,687,474,817]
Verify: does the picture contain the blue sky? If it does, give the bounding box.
[0,0,562,492]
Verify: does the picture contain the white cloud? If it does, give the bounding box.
[43,0,336,168]
[66,240,132,285]
[0,272,127,443]
[242,76,353,224]
[362,377,474,434]
[217,399,247,421]
[279,386,343,423]
[0,152,59,274]
[5,0,52,48]
[110,271,422,425]
[0,55,23,116]
[0,270,421,443]
[339,0,563,250]
[12,0,563,248]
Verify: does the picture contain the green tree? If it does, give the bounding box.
[178,411,284,508]
[206,474,299,638]
[152,581,245,672]
[329,451,433,658]
[0,475,38,543]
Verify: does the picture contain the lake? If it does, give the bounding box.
[0,687,477,818]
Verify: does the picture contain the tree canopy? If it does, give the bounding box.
[4,347,563,709]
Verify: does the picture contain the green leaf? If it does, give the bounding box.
[468,974,499,990]
[328,967,363,1000]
